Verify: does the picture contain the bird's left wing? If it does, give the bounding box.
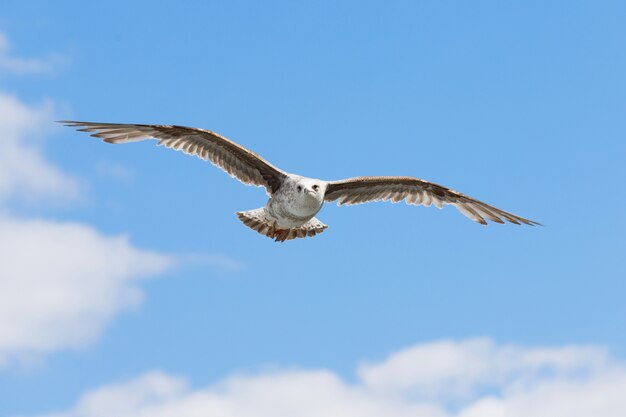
[60,121,287,194]
[324,176,539,225]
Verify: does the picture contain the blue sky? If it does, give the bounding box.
[1,1,625,416]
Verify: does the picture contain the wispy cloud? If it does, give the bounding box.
[0,33,171,367]
[22,338,626,417]
[0,32,64,75]
[0,89,241,367]
[0,34,241,368]
[179,253,245,273]
[0,91,80,204]
[94,160,135,182]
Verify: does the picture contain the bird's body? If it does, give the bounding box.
[237,175,329,241]
[266,175,326,228]
[61,121,539,241]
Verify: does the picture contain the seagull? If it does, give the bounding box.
[60,121,540,241]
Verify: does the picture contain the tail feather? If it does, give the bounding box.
[236,208,328,242]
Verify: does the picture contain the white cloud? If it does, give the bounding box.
[0,44,175,366]
[26,338,626,417]
[0,91,80,203]
[357,338,607,402]
[0,32,62,75]
[0,80,243,368]
[0,215,174,366]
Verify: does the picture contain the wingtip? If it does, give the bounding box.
[517,217,543,227]
[57,120,81,127]
[506,218,542,227]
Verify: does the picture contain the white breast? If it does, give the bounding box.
[266,181,324,229]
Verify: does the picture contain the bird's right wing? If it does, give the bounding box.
[60,121,287,194]
[324,176,539,225]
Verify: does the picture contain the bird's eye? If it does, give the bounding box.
[312,184,319,191]
[297,185,302,191]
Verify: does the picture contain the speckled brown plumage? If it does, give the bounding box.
[325,176,539,226]
[236,210,327,242]
[61,120,539,241]
[60,121,286,194]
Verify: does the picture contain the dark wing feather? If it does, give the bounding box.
[60,121,286,194]
[324,176,540,226]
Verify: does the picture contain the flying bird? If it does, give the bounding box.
[61,121,539,241]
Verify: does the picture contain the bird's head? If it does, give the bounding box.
[295,178,326,203]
